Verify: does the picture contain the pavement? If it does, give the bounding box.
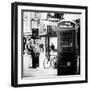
[23,52,57,77]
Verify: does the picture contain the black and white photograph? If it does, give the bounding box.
[22,11,80,77]
[11,2,88,87]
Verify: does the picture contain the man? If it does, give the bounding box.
[26,38,36,68]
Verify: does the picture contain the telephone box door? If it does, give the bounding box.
[57,30,77,75]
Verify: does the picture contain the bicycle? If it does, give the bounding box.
[43,55,57,69]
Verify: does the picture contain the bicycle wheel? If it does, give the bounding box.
[43,59,50,69]
[50,58,57,68]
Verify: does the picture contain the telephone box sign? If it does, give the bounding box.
[58,21,76,29]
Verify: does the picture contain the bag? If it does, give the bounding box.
[26,49,31,55]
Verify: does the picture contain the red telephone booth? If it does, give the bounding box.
[57,20,79,75]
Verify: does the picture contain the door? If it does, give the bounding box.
[57,30,77,75]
